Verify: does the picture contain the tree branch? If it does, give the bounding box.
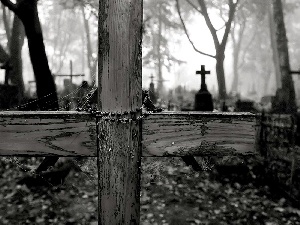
[0,0,18,13]
[176,0,215,58]
[216,23,226,31]
[218,4,227,23]
[197,0,220,48]
[220,0,239,49]
[186,0,202,14]
[2,4,11,46]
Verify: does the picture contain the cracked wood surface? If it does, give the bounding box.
[0,111,257,157]
[142,112,258,157]
[0,111,96,156]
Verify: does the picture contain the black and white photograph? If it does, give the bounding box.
[0,0,300,224]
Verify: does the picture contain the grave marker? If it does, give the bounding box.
[194,65,214,111]
[53,61,84,83]
[149,74,157,104]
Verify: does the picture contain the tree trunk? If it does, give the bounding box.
[272,0,296,113]
[216,51,227,102]
[231,44,239,93]
[81,5,96,84]
[195,0,237,104]
[268,0,281,89]
[2,5,11,48]
[16,0,59,110]
[6,13,25,103]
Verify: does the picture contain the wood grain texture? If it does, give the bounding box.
[0,111,258,158]
[0,111,96,156]
[97,0,143,224]
[142,112,258,157]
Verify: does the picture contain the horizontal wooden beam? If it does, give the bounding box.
[0,111,97,156]
[0,111,258,157]
[142,112,258,157]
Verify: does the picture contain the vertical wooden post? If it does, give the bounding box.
[98,0,142,224]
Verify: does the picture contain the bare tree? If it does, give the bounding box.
[2,3,12,48]
[6,9,25,102]
[1,0,59,110]
[176,0,239,103]
[268,0,281,90]
[1,1,25,103]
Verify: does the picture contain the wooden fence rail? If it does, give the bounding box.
[0,111,257,157]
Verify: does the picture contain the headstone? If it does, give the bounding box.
[149,74,157,104]
[194,65,213,111]
[235,99,256,112]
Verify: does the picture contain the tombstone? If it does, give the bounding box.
[235,99,257,112]
[149,74,157,104]
[194,65,214,111]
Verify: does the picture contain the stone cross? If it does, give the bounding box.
[196,65,210,91]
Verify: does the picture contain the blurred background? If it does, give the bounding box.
[0,0,299,112]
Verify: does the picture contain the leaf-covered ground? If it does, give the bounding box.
[0,156,299,224]
[141,157,300,225]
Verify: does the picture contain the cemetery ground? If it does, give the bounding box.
[0,151,300,225]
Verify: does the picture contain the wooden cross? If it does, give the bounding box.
[0,1,257,224]
[53,60,84,83]
[196,65,210,91]
[53,73,84,83]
